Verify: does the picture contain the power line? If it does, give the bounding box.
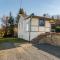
[20,0,22,8]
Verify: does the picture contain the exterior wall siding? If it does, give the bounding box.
[28,18,51,40]
[18,16,51,41]
[29,32,45,41]
[45,21,51,32]
[31,18,51,32]
[18,16,25,38]
[18,16,30,41]
[31,18,38,26]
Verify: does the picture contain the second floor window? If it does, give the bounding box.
[39,18,45,26]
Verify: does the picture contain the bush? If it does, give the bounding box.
[55,26,60,32]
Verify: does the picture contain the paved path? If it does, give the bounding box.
[0,43,60,60]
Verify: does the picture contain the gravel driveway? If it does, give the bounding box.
[0,43,60,60]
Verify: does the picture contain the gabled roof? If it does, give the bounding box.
[19,14,57,24]
[25,15,57,21]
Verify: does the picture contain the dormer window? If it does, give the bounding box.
[39,18,45,26]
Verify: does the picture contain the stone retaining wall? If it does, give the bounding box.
[32,33,60,46]
[45,33,60,46]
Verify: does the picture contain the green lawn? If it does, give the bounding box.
[0,38,27,43]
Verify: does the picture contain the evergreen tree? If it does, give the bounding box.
[16,8,25,23]
[8,12,14,37]
[19,8,25,14]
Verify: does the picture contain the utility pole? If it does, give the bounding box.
[17,0,22,8]
[29,15,32,43]
[29,13,34,43]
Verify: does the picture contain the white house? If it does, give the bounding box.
[18,14,54,41]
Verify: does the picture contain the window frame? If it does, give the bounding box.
[39,18,45,26]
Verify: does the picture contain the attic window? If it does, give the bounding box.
[39,18,45,26]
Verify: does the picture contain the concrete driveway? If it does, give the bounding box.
[0,43,60,60]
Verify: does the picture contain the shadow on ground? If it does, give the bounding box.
[33,43,60,58]
[0,38,28,50]
[0,42,22,50]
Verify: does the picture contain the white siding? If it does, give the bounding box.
[31,26,38,31]
[30,32,45,41]
[31,18,38,26]
[18,15,51,41]
[18,16,30,41]
[45,28,51,32]
[18,16,24,38]
[39,27,45,32]
[45,21,51,32]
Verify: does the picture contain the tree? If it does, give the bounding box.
[43,14,46,17]
[43,13,50,18]
[2,16,9,37]
[51,16,54,19]
[8,12,14,37]
[2,12,14,37]
[16,8,26,23]
[19,8,25,14]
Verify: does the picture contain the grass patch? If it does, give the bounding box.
[0,38,28,43]
[0,38,28,50]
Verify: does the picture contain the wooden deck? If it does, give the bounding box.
[0,43,60,60]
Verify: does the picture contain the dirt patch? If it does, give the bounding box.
[0,43,59,60]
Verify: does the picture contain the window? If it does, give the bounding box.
[39,18,45,26]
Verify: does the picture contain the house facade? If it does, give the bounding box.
[18,14,53,41]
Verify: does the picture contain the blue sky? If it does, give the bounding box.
[0,0,60,26]
[0,0,60,17]
[22,0,60,16]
